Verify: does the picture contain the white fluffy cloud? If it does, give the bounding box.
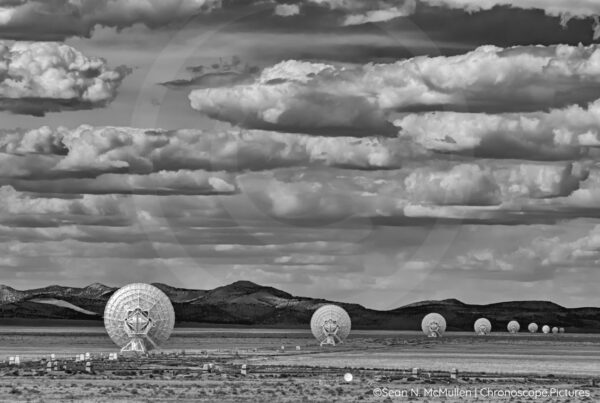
[5,170,238,196]
[0,185,131,227]
[0,125,423,178]
[189,45,600,134]
[305,0,416,25]
[343,6,414,25]
[0,41,129,115]
[237,162,594,222]
[452,223,600,280]
[274,3,300,17]
[403,164,501,206]
[341,0,416,25]
[395,98,600,160]
[0,0,220,40]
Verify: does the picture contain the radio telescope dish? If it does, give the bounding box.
[474,318,492,335]
[310,304,351,346]
[422,313,446,337]
[528,323,538,333]
[552,327,559,334]
[104,283,175,353]
[507,320,520,334]
[559,327,565,333]
[542,325,550,334]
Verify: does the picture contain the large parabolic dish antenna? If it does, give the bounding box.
[542,325,550,334]
[507,320,520,334]
[474,318,492,335]
[104,283,175,353]
[422,313,446,337]
[310,304,351,346]
[528,322,538,333]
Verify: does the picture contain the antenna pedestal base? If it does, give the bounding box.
[121,337,147,354]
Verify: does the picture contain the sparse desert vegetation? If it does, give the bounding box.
[0,328,598,402]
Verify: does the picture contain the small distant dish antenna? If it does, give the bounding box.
[528,323,538,333]
[310,304,351,346]
[422,313,446,337]
[474,318,492,335]
[542,325,550,334]
[559,327,565,333]
[552,327,559,334]
[507,320,520,334]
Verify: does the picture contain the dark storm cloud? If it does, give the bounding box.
[408,4,600,49]
[0,0,598,55]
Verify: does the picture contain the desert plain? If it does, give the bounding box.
[0,327,598,402]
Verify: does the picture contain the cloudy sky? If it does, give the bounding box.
[1,0,600,310]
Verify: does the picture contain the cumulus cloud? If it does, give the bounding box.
[0,41,129,116]
[190,59,395,136]
[0,185,132,227]
[534,224,600,266]
[4,170,238,196]
[341,0,416,25]
[0,125,423,178]
[237,162,594,223]
[189,45,600,134]
[0,124,596,227]
[0,0,220,40]
[450,223,600,282]
[343,6,414,25]
[396,98,600,161]
[306,0,416,25]
[403,164,501,206]
[274,3,300,17]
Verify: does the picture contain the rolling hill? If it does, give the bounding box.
[0,281,599,332]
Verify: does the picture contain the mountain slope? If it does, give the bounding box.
[0,281,599,332]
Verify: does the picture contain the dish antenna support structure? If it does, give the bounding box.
[104,283,175,354]
[507,320,520,334]
[474,318,492,335]
[422,313,447,337]
[310,304,351,347]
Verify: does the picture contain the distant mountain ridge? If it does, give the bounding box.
[1,281,599,332]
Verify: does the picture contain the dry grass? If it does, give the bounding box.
[0,329,598,401]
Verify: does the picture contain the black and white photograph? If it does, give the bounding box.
[0,0,600,401]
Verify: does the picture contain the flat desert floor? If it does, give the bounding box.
[0,327,598,402]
